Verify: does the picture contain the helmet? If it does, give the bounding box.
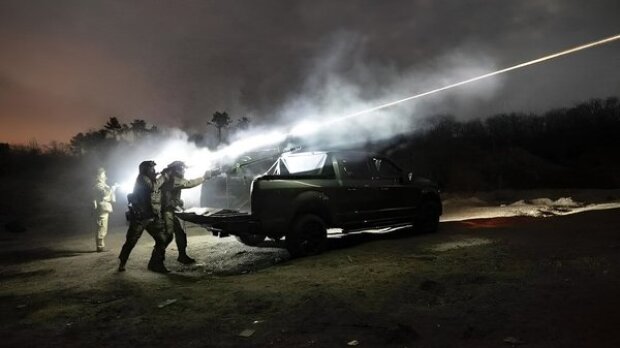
[166,161,186,177]
[96,167,107,182]
[139,160,157,175]
[166,161,186,170]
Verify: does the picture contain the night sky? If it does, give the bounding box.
[1,0,619,144]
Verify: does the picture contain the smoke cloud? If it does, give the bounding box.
[109,30,618,208]
[106,32,506,208]
[273,32,502,147]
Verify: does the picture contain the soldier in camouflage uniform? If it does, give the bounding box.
[93,168,116,252]
[161,161,220,264]
[118,161,172,273]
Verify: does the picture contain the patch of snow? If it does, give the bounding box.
[442,194,620,222]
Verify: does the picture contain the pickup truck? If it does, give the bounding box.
[177,151,442,257]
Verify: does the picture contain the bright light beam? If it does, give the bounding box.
[319,33,620,128]
[119,33,620,198]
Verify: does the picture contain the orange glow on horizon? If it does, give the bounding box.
[459,217,532,229]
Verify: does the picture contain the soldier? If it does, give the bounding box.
[161,161,220,264]
[93,167,117,252]
[118,161,172,273]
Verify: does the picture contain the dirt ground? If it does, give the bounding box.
[1,193,620,347]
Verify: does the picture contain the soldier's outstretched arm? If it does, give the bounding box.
[173,176,205,190]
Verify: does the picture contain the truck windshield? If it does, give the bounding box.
[268,153,334,177]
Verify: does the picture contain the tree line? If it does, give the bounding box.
[2,97,620,191]
[69,112,249,156]
[384,97,620,190]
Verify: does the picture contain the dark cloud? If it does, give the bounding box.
[0,0,618,143]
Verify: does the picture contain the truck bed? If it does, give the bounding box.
[176,208,258,236]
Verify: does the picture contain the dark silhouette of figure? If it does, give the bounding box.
[118,161,171,273]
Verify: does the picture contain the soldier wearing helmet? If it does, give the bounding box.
[161,161,220,264]
[118,160,172,273]
[93,167,117,252]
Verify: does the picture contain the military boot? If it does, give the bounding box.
[96,239,107,252]
[148,260,170,273]
[177,251,196,264]
[118,258,127,272]
[148,248,169,273]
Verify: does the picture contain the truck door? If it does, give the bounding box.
[369,156,416,222]
[334,153,381,227]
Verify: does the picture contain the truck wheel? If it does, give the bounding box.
[413,199,440,234]
[235,234,267,246]
[286,214,327,257]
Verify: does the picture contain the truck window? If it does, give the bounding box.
[371,157,401,179]
[339,156,372,180]
[268,153,334,178]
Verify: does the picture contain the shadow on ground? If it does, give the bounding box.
[0,248,97,265]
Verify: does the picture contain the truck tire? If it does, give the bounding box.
[235,233,267,246]
[286,214,327,257]
[413,199,440,234]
